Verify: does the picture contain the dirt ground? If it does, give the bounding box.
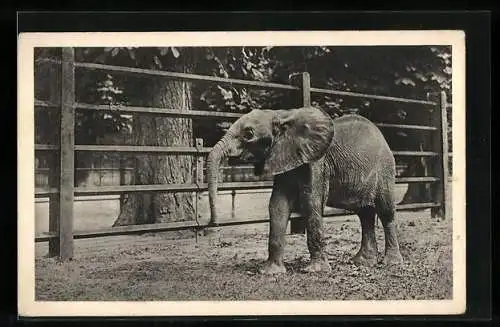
[35,208,452,301]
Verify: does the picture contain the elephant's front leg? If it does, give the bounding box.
[302,168,332,273]
[258,183,294,275]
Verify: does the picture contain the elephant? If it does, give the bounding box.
[206,106,403,274]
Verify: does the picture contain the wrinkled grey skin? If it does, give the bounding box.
[207,106,403,274]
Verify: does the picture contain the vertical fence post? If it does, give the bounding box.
[231,189,236,220]
[290,72,311,235]
[58,47,76,260]
[300,71,312,107]
[430,91,449,220]
[47,55,61,257]
[195,138,204,225]
[48,155,61,257]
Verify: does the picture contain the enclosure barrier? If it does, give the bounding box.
[34,48,450,260]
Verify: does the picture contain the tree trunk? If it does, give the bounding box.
[113,66,195,226]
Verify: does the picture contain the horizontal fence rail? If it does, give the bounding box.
[37,100,442,131]
[77,102,246,120]
[34,49,451,260]
[374,123,438,131]
[35,176,442,197]
[35,144,440,157]
[78,61,300,90]
[35,144,59,151]
[35,202,440,242]
[309,87,437,106]
[36,58,438,106]
[74,145,213,154]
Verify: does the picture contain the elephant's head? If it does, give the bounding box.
[207,106,335,225]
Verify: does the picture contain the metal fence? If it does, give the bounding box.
[34,48,450,260]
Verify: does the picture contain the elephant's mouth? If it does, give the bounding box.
[234,136,273,176]
[238,149,269,176]
[239,149,257,162]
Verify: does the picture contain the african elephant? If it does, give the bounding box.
[206,106,403,274]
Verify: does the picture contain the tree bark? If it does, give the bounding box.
[113,65,195,226]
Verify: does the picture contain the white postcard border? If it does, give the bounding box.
[18,30,466,317]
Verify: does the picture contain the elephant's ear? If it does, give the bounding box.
[264,107,335,175]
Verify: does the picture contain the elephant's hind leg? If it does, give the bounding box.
[352,206,378,267]
[376,198,403,266]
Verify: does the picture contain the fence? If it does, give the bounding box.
[34,48,450,260]
[35,166,269,189]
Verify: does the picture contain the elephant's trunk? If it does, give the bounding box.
[207,133,240,225]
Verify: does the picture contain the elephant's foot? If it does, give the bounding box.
[258,260,287,275]
[302,258,332,273]
[381,250,403,266]
[352,250,378,267]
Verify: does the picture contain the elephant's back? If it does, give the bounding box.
[325,114,395,209]
[331,114,393,159]
[332,114,388,147]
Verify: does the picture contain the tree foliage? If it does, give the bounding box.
[35,45,451,148]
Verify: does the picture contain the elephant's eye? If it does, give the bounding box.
[242,127,254,141]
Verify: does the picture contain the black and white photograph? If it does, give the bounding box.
[18,31,466,316]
